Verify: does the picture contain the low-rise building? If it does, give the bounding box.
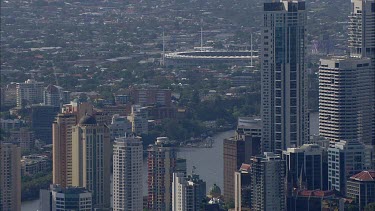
[346,170,375,210]
[21,155,50,176]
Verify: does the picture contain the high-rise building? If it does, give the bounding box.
[147,137,176,211]
[328,140,372,195]
[172,172,206,211]
[0,142,21,211]
[113,136,143,211]
[234,163,252,211]
[44,84,69,108]
[30,104,59,144]
[40,185,92,211]
[108,114,132,141]
[9,127,34,150]
[348,0,375,150]
[128,105,148,135]
[319,57,374,144]
[53,102,93,188]
[251,152,285,211]
[283,144,324,191]
[71,115,111,209]
[16,79,44,107]
[261,0,309,154]
[223,135,253,203]
[348,0,375,63]
[346,170,375,210]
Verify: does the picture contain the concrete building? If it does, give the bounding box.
[16,79,44,107]
[53,102,93,188]
[30,104,59,144]
[328,140,372,195]
[43,84,69,107]
[108,114,132,141]
[128,105,148,135]
[113,136,143,211]
[0,118,25,131]
[21,154,50,176]
[251,152,285,211]
[346,170,375,210]
[0,142,21,211]
[71,115,111,209]
[147,137,176,211]
[283,144,324,191]
[261,0,309,154]
[9,127,34,150]
[172,172,206,211]
[2,83,17,107]
[40,185,92,211]
[234,163,252,211]
[348,0,375,63]
[223,135,253,203]
[132,88,172,106]
[319,57,374,144]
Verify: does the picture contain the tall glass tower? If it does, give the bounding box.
[261,0,309,154]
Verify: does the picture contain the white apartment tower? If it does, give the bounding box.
[113,136,143,211]
[319,57,374,144]
[16,79,44,107]
[261,0,309,154]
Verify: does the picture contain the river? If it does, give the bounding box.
[21,130,233,211]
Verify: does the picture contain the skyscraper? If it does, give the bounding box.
[261,0,309,154]
[348,0,375,149]
[223,135,252,203]
[113,136,143,211]
[234,163,252,211]
[283,144,324,191]
[53,102,93,188]
[30,104,59,144]
[319,57,374,144]
[348,0,375,63]
[71,115,111,209]
[251,152,285,211]
[147,137,176,211]
[0,142,21,211]
[172,172,207,211]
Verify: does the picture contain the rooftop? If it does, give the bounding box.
[350,170,375,182]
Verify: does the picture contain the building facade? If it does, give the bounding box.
[283,144,324,191]
[234,163,252,211]
[16,79,44,107]
[346,170,375,210]
[53,102,93,188]
[147,137,176,211]
[172,172,206,211]
[328,140,372,195]
[261,0,309,154]
[113,136,143,211]
[0,143,21,211]
[319,57,374,144]
[251,152,285,211]
[71,115,111,209]
[40,185,92,211]
[31,104,60,144]
[223,134,254,203]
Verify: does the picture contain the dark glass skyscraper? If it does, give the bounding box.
[261,0,309,154]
